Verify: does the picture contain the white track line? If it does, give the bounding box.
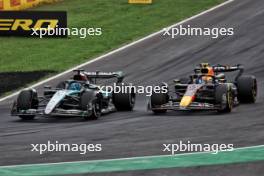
[0,144,262,168]
[0,0,234,102]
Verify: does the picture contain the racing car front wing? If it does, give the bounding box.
[149,101,221,111]
[11,107,90,117]
[11,102,116,117]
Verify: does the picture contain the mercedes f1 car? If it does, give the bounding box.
[148,63,257,113]
[11,70,136,120]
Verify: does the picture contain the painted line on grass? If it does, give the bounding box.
[0,144,263,176]
[0,0,234,102]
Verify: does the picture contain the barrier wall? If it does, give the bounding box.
[0,0,59,10]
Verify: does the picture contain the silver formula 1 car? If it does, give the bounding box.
[11,70,136,120]
[148,63,257,113]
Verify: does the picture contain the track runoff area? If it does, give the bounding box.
[1,0,264,175]
[0,145,263,175]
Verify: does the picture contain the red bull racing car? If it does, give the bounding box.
[148,63,257,113]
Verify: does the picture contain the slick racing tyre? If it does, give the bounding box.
[56,81,67,89]
[179,77,191,84]
[80,91,102,120]
[17,89,38,120]
[215,84,233,113]
[237,75,257,103]
[150,85,169,114]
[113,83,136,111]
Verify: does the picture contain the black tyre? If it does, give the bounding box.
[237,75,257,103]
[80,91,101,120]
[215,84,233,113]
[56,81,67,89]
[150,89,169,114]
[179,77,191,84]
[17,89,38,120]
[113,84,136,111]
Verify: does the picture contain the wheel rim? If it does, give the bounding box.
[252,79,257,101]
[93,102,101,118]
[130,94,135,107]
[221,94,227,109]
[227,92,233,110]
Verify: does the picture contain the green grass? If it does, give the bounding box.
[0,0,224,72]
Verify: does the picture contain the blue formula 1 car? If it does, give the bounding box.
[11,70,136,120]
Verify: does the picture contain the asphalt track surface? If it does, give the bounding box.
[0,0,264,175]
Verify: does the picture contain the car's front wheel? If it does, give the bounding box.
[16,89,38,120]
[80,91,102,120]
[150,84,169,114]
[215,84,233,113]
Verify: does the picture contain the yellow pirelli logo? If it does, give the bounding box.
[0,19,58,31]
[0,11,66,37]
[128,0,152,4]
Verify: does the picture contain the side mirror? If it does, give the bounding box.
[44,85,52,89]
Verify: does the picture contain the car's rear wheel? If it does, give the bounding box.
[80,91,101,120]
[17,89,38,120]
[237,75,257,103]
[113,83,136,111]
[215,85,233,113]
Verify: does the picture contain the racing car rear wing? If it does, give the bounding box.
[212,65,244,81]
[83,71,124,83]
[194,64,244,81]
[212,64,244,73]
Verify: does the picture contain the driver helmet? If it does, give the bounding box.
[68,82,82,91]
[199,63,215,82]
